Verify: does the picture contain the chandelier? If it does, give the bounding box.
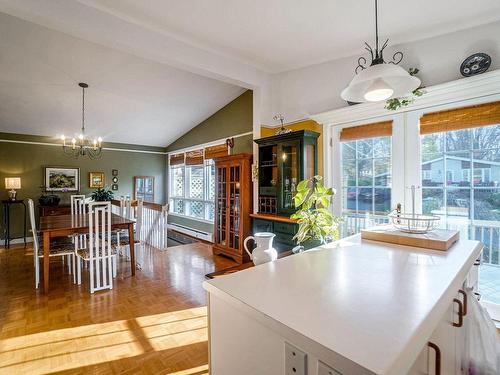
[61,83,102,159]
[340,0,420,103]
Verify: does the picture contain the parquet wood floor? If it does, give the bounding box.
[0,242,236,375]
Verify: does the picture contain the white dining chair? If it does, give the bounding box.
[114,198,143,268]
[70,194,87,215]
[115,196,131,257]
[27,199,75,289]
[74,201,117,293]
[69,194,88,274]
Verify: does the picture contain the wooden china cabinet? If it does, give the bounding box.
[212,153,253,264]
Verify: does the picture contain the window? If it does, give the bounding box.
[421,124,500,222]
[169,159,215,221]
[341,135,392,216]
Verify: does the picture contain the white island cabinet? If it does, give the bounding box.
[203,235,482,375]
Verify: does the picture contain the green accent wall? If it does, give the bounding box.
[166,90,253,235]
[0,133,166,241]
[166,90,253,152]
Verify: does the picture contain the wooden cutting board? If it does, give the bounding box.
[361,225,459,251]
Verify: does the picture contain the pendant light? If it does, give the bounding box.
[61,83,103,159]
[341,0,420,103]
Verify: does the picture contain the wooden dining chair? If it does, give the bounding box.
[27,199,75,289]
[74,201,117,293]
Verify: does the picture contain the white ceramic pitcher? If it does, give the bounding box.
[243,232,278,266]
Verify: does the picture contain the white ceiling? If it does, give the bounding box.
[1,0,499,147]
[79,0,500,72]
[0,12,245,147]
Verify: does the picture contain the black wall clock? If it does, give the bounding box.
[460,53,491,77]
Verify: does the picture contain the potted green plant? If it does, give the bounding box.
[91,186,114,202]
[38,185,61,206]
[290,175,341,252]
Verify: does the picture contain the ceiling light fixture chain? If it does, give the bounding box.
[61,82,103,159]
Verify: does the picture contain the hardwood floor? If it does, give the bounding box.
[0,242,236,374]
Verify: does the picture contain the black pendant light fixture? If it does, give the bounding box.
[341,0,420,103]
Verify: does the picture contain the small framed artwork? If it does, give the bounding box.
[45,166,80,192]
[89,172,105,188]
[111,184,118,191]
[112,169,119,176]
[112,177,118,183]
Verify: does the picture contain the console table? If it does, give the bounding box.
[2,199,27,249]
[39,205,71,217]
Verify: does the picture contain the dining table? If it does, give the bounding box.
[39,213,136,294]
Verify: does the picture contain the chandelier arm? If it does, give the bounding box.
[380,39,388,53]
[388,51,404,65]
[355,56,367,74]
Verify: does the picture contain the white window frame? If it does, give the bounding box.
[339,135,393,216]
[168,160,215,223]
[324,98,500,219]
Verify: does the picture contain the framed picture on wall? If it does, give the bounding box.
[111,184,118,191]
[89,172,105,188]
[112,169,119,176]
[44,167,80,192]
[134,176,154,202]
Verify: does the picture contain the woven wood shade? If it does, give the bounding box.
[204,144,228,159]
[169,153,185,166]
[340,121,393,141]
[185,149,204,165]
[420,101,500,135]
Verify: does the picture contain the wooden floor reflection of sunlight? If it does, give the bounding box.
[0,242,235,374]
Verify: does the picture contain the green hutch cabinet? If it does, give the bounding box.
[252,130,320,251]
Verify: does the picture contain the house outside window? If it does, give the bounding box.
[421,124,500,222]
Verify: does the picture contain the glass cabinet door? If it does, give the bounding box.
[279,141,300,211]
[216,165,227,247]
[228,163,241,250]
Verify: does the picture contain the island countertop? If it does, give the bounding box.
[203,234,482,375]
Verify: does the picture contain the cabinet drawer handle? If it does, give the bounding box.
[453,298,463,327]
[458,289,467,316]
[428,342,441,375]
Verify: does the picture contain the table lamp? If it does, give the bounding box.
[5,177,21,200]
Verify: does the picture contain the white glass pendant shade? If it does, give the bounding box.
[341,63,421,103]
[363,78,393,101]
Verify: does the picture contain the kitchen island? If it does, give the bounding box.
[203,234,482,375]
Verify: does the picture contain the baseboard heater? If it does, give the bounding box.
[168,223,213,242]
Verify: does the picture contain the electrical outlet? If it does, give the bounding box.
[317,361,342,375]
[284,342,307,375]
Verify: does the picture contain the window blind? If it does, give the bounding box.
[185,149,204,165]
[420,101,500,135]
[169,153,185,166]
[339,121,392,141]
[204,143,228,159]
